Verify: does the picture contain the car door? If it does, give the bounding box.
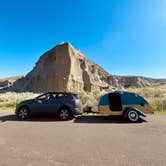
[50,93,65,114]
[37,93,63,114]
[44,93,60,114]
[30,93,52,115]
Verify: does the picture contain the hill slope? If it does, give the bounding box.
[0,75,23,89]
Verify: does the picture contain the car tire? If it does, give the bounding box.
[127,109,139,122]
[17,106,30,120]
[58,108,71,121]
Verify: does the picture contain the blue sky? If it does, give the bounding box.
[0,0,166,78]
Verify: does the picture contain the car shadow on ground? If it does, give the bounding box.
[0,114,65,122]
[0,113,146,123]
[74,115,147,124]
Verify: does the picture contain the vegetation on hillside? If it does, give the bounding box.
[127,84,166,114]
[0,84,166,114]
[79,91,101,111]
[0,92,39,111]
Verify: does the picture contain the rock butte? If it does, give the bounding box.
[10,42,118,92]
[8,42,163,93]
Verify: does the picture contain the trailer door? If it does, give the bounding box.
[108,93,122,111]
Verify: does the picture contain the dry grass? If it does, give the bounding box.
[127,84,166,113]
[0,92,39,111]
[0,84,166,114]
[79,91,101,111]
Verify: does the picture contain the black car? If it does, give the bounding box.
[15,92,82,120]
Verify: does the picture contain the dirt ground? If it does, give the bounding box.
[0,111,166,166]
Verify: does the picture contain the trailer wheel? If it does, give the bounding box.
[127,109,139,122]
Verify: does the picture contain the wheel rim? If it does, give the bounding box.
[18,108,28,119]
[128,110,138,122]
[59,109,69,120]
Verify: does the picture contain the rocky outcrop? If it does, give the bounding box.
[112,76,166,88]
[7,42,166,92]
[0,75,23,89]
[10,42,114,92]
[112,76,152,88]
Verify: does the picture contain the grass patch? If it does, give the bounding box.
[127,84,166,114]
[150,99,166,114]
[0,92,39,111]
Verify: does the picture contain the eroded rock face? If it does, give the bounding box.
[10,42,113,92]
[0,80,11,88]
[0,75,23,89]
[9,42,160,93]
[112,76,152,88]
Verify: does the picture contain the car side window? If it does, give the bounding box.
[49,93,55,100]
[37,94,49,100]
[55,93,67,99]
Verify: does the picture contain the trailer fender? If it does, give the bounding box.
[124,107,146,118]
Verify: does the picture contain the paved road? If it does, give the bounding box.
[0,111,166,166]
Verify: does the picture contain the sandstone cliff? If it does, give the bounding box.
[10,42,115,92]
[7,42,166,93]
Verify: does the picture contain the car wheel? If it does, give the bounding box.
[127,109,139,122]
[17,106,30,120]
[58,108,71,121]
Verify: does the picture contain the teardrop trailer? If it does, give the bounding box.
[97,91,154,122]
